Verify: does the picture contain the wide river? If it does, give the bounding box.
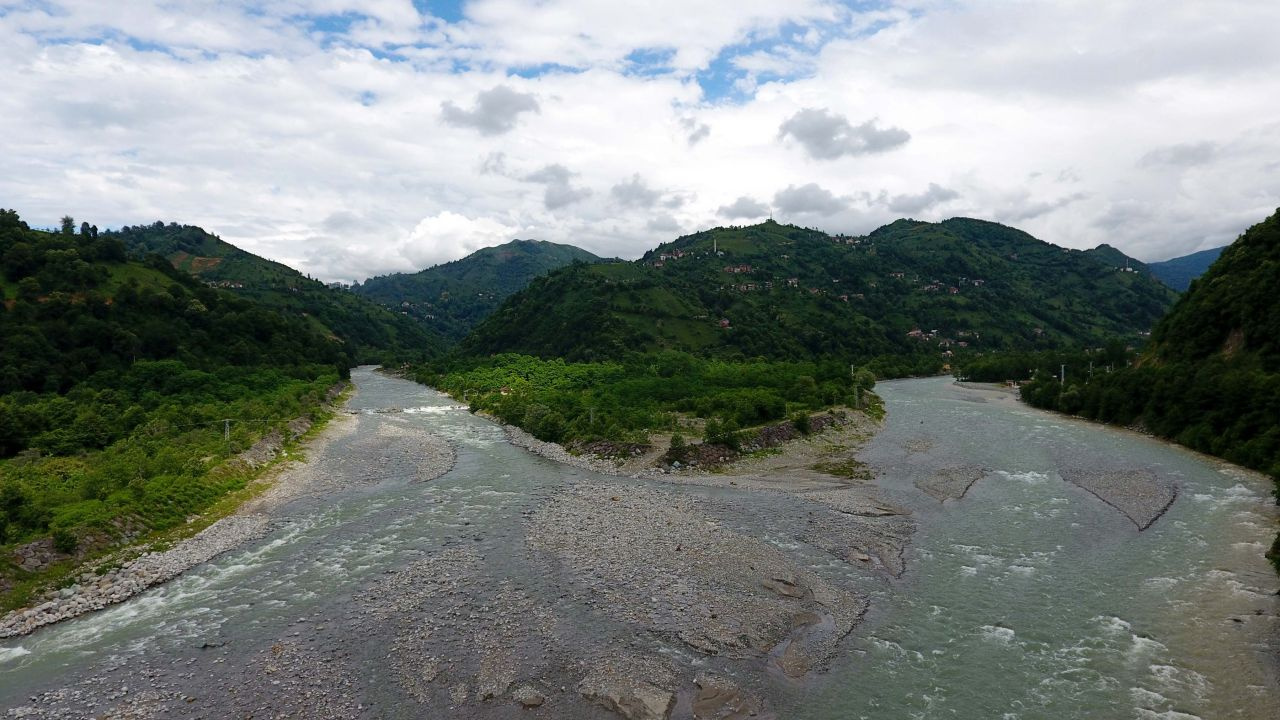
[1,369,1276,719]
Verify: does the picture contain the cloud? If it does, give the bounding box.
[718,196,770,220]
[610,174,662,208]
[646,214,682,233]
[524,164,592,210]
[778,108,910,160]
[886,183,960,214]
[1,1,1278,282]
[681,117,711,145]
[400,211,520,269]
[1000,192,1090,223]
[479,152,507,175]
[773,183,846,216]
[441,85,539,135]
[1138,141,1217,168]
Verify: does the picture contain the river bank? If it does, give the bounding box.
[0,382,456,640]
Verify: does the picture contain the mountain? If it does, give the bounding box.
[459,218,1177,363]
[1084,243,1146,271]
[353,239,604,341]
[111,222,442,361]
[0,209,349,453]
[0,209,365,579]
[1146,246,1227,291]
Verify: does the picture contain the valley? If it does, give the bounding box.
[2,368,1274,719]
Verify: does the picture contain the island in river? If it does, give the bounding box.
[0,368,1276,719]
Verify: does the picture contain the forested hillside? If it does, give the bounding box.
[113,222,442,362]
[0,210,357,601]
[1016,209,1279,563]
[355,239,603,340]
[459,218,1176,367]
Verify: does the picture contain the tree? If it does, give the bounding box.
[61,215,75,235]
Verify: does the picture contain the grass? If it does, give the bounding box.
[811,457,874,481]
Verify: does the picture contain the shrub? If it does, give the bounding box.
[52,528,77,554]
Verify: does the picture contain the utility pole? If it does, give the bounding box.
[224,419,230,442]
[851,363,861,408]
[1060,364,1065,384]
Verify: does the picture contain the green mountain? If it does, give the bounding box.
[1084,243,1146,271]
[459,218,1177,363]
[1147,246,1226,291]
[353,239,604,340]
[112,222,443,362]
[1,209,359,572]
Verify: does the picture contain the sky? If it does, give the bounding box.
[2,1,1278,284]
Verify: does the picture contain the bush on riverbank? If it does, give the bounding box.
[415,351,876,446]
[0,364,340,605]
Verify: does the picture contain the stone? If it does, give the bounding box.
[761,574,808,599]
[692,674,763,720]
[580,680,674,720]
[513,685,545,708]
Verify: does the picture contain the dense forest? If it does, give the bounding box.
[459,218,1176,364]
[1008,209,1280,566]
[355,239,604,340]
[0,210,360,601]
[421,351,877,448]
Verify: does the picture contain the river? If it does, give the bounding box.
[1,369,1276,719]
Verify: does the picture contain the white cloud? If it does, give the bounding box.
[718,196,770,220]
[401,211,520,268]
[1,0,1278,281]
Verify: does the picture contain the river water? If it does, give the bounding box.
[1,369,1276,719]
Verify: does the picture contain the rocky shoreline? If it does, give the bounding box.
[0,386,459,641]
[0,515,274,639]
